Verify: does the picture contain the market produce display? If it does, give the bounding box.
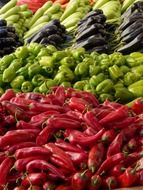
[0,87,142,189]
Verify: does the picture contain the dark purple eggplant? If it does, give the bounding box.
[117,33,143,54]
[74,35,106,49]
[7,32,18,39]
[0,37,16,46]
[39,37,50,45]
[0,19,7,26]
[121,20,143,39]
[0,28,7,37]
[88,44,109,53]
[48,34,63,43]
[122,26,143,43]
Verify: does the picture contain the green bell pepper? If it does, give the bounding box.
[74,62,89,77]
[60,82,71,87]
[0,54,15,73]
[89,65,101,76]
[60,57,75,68]
[2,67,16,83]
[120,65,130,74]
[73,80,88,90]
[124,72,140,86]
[39,56,54,67]
[33,87,40,93]
[99,93,114,102]
[15,46,29,59]
[46,45,57,54]
[39,82,48,94]
[53,51,67,62]
[115,87,135,103]
[109,65,123,81]
[10,76,25,89]
[131,65,143,76]
[46,79,57,90]
[9,59,23,71]
[109,52,126,66]
[114,82,124,89]
[0,74,5,87]
[100,58,112,71]
[28,63,42,78]
[16,63,32,79]
[89,73,106,88]
[96,79,114,94]
[128,80,143,97]
[21,81,33,92]
[32,74,46,87]
[126,56,139,67]
[37,48,50,57]
[28,43,44,56]
[71,48,85,61]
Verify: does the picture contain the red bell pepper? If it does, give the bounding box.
[89,174,102,190]
[88,143,105,173]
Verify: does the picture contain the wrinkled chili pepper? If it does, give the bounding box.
[96,153,126,175]
[88,143,105,173]
[0,129,40,148]
[83,111,102,131]
[15,147,51,159]
[65,128,105,147]
[118,166,138,187]
[101,129,116,144]
[26,159,65,179]
[0,152,6,164]
[107,132,124,157]
[99,106,129,126]
[80,91,99,107]
[0,89,15,102]
[71,170,92,190]
[44,143,75,172]
[0,157,15,188]
[22,173,47,187]
[92,107,113,120]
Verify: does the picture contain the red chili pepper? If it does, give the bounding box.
[89,174,102,190]
[1,101,30,121]
[0,152,6,164]
[138,170,143,185]
[103,100,122,109]
[65,151,88,165]
[43,181,56,190]
[96,153,126,175]
[15,156,49,172]
[26,160,65,179]
[55,139,84,153]
[10,97,34,110]
[88,143,105,173]
[127,138,138,152]
[6,142,36,154]
[22,92,46,101]
[101,129,116,144]
[103,176,118,189]
[0,129,40,148]
[109,164,126,177]
[15,147,51,159]
[22,173,47,187]
[44,143,75,172]
[79,91,99,107]
[28,185,41,190]
[0,157,15,188]
[54,86,66,105]
[68,97,90,112]
[66,111,83,122]
[107,132,124,158]
[84,127,97,136]
[71,170,92,190]
[65,128,105,147]
[136,157,143,171]
[83,111,102,131]
[123,152,143,167]
[46,94,63,105]
[29,102,64,113]
[92,107,113,120]
[122,124,140,140]
[4,115,16,127]
[0,89,15,102]
[14,187,26,190]
[65,88,82,98]
[55,185,73,190]
[139,137,143,146]
[131,98,143,114]
[118,166,138,187]
[16,120,42,129]
[99,106,129,126]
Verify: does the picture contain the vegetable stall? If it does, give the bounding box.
[0,0,143,189]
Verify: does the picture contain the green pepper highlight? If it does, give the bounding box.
[96,79,114,94]
[2,67,16,83]
[28,63,43,78]
[89,73,106,88]
[15,46,29,59]
[10,76,25,89]
[32,74,46,87]
[21,81,33,92]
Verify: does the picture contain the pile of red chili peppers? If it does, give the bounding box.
[0,87,143,190]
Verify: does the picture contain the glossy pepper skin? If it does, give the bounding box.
[89,174,102,190]
[131,98,143,114]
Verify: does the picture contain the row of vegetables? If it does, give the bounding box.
[0,87,142,190]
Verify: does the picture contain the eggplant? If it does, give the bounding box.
[48,34,63,43]
[7,32,18,39]
[78,10,104,26]
[119,12,143,31]
[0,19,7,27]
[76,24,103,42]
[74,35,106,49]
[3,47,14,54]
[121,20,143,39]
[122,26,143,43]
[117,33,143,54]
[88,44,109,53]
[39,37,50,45]
[0,28,7,37]
[26,32,38,44]
[0,37,16,46]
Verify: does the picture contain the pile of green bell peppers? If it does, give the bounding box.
[0,43,143,103]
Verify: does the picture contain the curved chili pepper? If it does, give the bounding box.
[79,91,99,107]
[65,151,88,165]
[101,129,116,144]
[0,152,6,164]
[29,102,64,113]
[22,173,47,187]
[99,106,129,126]
[92,107,113,120]
[15,147,51,159]
[15,156,49,172]
[66,111,83,122]
[0,157,15,188]
[6,142,37,154]
[4,115,16,127]
[54,86,66,105]
[84,127,97,136]
[103,100,122,109]
[96,153,126,175]
[83,111,102,131]
[0,89,15,102]
[123,152,143,167]
[43,181,56,190]
[44,143,75,172]
[131,98,143,114]
[71,170,92,190]
[109,164,126,177]
[10,97,34,110]
[89,174,102,190]
[88,143,105,173]
[26,160,65,179]
[65,128,105,147]
[0,129,40,148]
[107,132,124,158]
[1,101,30,121]
[16,120,42,129]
